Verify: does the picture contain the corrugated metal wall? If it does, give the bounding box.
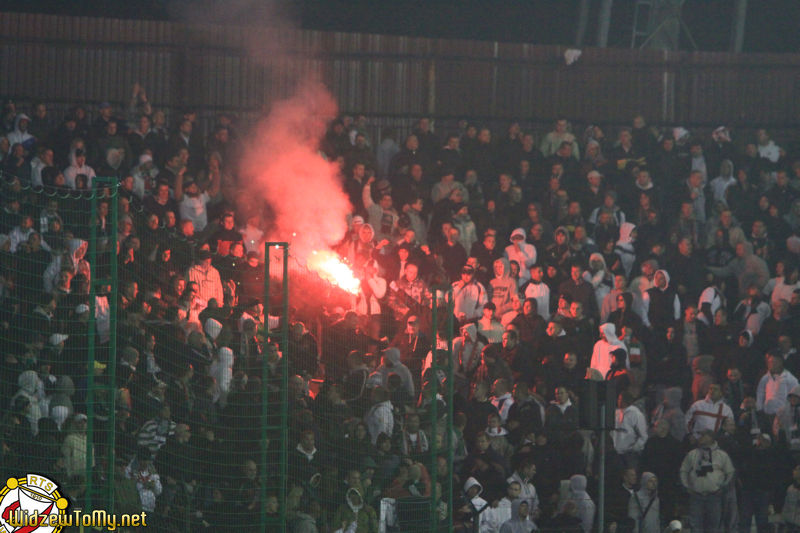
[1,12,799,139]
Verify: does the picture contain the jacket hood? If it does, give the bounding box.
[204,318,223,340]
[464,476,483,497]
[554,226,571,245]
[494,257,510,279]
[617,222,636,245]
[382,347,401,366]
[18,370,39,395]
[569,474,588,496]
[638,472,657,497]
[345,487,364,514]
[655,269,671,290]
[600,323,621,345]
[13,113,30,132]
[510,227,526,243]
[589,252,607,271]
[739,329,753,347]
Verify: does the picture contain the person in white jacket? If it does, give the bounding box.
[613,391,648,469]
[756,353,799,416]
[210,347,234,406]
[591,323,627,378]
[679,430,734,533]
[505,228,536,287]
[364,387,394,445]
[355,260,386,316]
[685,383,734,441]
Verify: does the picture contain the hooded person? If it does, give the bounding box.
[461,476,499,533]
[332,487,378,533]
[373,347,415,399]
[584,252,613,312]
[210,346,234,406]
[591,323,628,378]
[48,375,75,431]
[643,269,680,334]
[499,498,537,533]
[11,370,45,436]
[615,222,637,277]
[6,113,34,153]
[565,474,595,533]
[505,228,537,287]
[452,323,485,386]
[708,241,770,297]
[628,472,661,533]
[43,238,90,294]
[490,257,520,316]
[651,387,686,443]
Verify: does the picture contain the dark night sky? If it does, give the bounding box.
[5,0,800,53]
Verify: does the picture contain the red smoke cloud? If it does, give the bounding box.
[239,83,350,262]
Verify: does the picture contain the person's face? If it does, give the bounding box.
[564,353,577,369]
[654,271,666,288]
[502,332,515,349]
[405,264,418,281]
[768,355,783,374]
[571,266,581,282]
[570,302,581,318]
[685,307,697,322]
[555,119,567,134]
[483,306,494,320]
[406,135,419,151]
[727,368,741,382]
[556,387,569,404]
[546,322,559,337]
[709,384,722,402]
[475,433,490,451]
[478,128,490,144]
[555,231,566,245]
[483,234,496,250]
[623,469,637,487]
[616,294,626,310]
[530,266,543,282]
[523,300,534,316]
[646,476,657,492]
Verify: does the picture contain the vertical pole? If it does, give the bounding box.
[445,290,455,533]
[262,243,289,533]
[429,290,439,532]
[730,0,748,53]
[597,404,606,533]
[575,0,591,47]
[85,188,98,513]
[261,243,270,533]
[597,0,614,48]
[280,244,290,532]
[106,180,118,512]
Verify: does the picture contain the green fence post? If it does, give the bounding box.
[263,243,289,533]
[85,187,98,513]
[429,290,439,532]
[106,180,118,513]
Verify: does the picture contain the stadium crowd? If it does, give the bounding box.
[3,86,800,533]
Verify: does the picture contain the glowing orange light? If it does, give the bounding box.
[306,250,360,294]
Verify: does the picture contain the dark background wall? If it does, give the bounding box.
[2,12,799,143]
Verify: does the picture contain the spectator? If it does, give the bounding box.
[679,430,734,533]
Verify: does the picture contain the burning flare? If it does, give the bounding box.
[307,250,361,295]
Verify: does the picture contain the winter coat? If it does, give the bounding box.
[679,442,734,495]
[628,472,660,533]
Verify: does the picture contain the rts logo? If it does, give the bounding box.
[0,474,68,533]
